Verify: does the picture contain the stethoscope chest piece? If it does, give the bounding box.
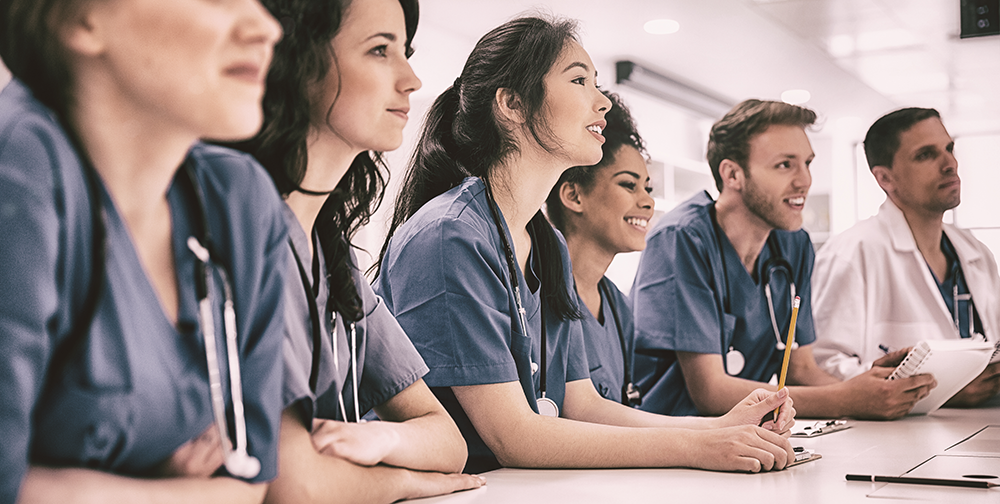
[537,396,559,417]
[726,346,745,376]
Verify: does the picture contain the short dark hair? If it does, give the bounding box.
[546,90,646,233]
[863,107,941,170]
[706,99,817,192]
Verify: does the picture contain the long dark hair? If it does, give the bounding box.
[231,0,418,321]
[377,16,581,321]
[546,90,647,234]
[0,0,81,119]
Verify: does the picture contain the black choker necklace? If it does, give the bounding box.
[293,185,336,197]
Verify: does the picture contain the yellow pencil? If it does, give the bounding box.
[774,296,801,420]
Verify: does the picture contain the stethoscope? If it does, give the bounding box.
[289,237,362,424]
[484,182,559,417]
[46,131,260,477]
[180,162,260,479]
[597,279,642,407]
[709,204,797,377]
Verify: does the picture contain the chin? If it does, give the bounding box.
[205,110,264,142]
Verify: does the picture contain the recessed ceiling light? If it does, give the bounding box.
[781,89,811,105]
[644,19,680,35]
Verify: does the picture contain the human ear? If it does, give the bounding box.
[59,4,108,57]
[495,88,526,125]
[871,165,893,194]
[559,181,585,214]
[718,159,745,192]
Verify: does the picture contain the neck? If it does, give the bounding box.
[283,129,360,256]
[69,78,194,225]
[893,197,945,264]
[490,147,568,234]
[565,230,615,319]
[714,190,772,273]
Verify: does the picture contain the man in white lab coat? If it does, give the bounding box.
[812,108,1000,407]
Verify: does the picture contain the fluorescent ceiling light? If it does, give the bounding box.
[781,89,811,105]
[644,19,680,34]
[616,60,734,118]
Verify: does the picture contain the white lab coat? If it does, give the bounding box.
[811,198,1000,380]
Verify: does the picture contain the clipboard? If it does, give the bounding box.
[791,419,851,437]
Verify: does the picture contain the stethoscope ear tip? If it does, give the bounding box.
[225,451,261,479]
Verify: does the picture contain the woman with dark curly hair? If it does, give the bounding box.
[546,90,653,407]
[231,0,482,501]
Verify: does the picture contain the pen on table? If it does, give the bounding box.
[846,474,997,489]
[774,296,800,420]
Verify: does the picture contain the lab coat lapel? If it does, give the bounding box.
[879,199,959,337]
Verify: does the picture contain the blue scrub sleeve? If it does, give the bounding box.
[381,217,519,388]
[0,116,67,504]
[789,234,817,346]
[354,277,429,413]
[633,226,724,357]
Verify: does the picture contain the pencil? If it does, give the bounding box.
[774,296,800,420]
[846,474,997,489]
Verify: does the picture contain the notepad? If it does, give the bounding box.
[887,339,994,414]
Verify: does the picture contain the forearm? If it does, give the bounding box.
[267,451,426,504]
[18,466,266,504]
[371,380,467,473]
[491,413,703,469]
[561,380,718,430]
[785,383,852,418]
[373,409,466,473]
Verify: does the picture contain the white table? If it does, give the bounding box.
[412,396,1000,504]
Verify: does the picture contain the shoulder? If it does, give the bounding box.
[647,191,715,248]
[389,177,497,258]
[816,214,886,261]
[187,143,285,215]
[0,81,80,180]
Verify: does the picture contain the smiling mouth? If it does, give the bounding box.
[587,125,603,135]
[784,196,806,209]
[625,216,649,230]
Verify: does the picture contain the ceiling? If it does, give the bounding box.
[414,0,1000,139]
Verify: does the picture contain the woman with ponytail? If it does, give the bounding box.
[231,0,482,501]
[376,16,798,474]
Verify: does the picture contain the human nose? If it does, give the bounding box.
[595,88,612,113]
[638,186,654,210]
[942,149,958,174]
[793,164,812,192]
[239,0,283,47]
[397,57,422,95]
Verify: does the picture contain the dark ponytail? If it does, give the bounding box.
[377,15,581,321]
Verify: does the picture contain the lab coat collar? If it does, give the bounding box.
[879,198,984,264]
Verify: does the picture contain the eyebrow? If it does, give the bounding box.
[365,32,397,43]
[613,170,648,181]
[562,61,591,74]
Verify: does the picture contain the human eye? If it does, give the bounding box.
[777,160,791,169]
[572,76,586,85]
[369,45,388,57]
[644,185,654,194]
[619,181,637,191]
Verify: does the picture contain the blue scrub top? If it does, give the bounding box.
[578,277,635,404]
[0,80,288,502]
[281,205,429,424]
[375,177,590,473]
[631,191,816,416]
